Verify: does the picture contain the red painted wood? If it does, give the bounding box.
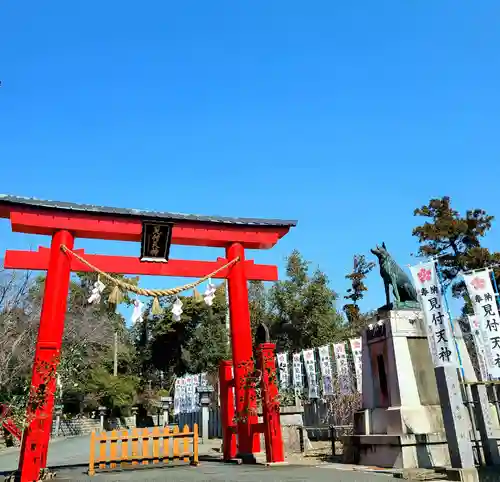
[4,248,279,281]
[219,361,237,461]
[226,243,260,456]
[9,209,289,248]
[251,422,266,433]
[258,343,285,464]
[9,209,141,241]
[2,419,22,441]
[0,404,22,440]
[18,230,74,482]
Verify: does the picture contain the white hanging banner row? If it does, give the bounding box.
[283,339,364,398]
[318,345,334,396]
[276,352,290,390]
[410,261,458,368]
[349,337,363,393]
[173,372,208,415]
[463,270,500,379]
[174,339,366,412]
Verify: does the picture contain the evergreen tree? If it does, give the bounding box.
[268,250,344,352]
[343,254,375,336]
[248,280,268,338]
[147,285,229,376]
[412,196,499,313]
[183,293,230,374]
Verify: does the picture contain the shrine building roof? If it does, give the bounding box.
[0,195,298,228]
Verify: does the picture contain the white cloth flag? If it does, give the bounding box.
[174,377,188,414]
[292,353,303,395]
[349,338,363,393]
[186,375,196,413]
[302,348,319,399]
[179,377,188,413]
[468,315,489,381]
[333,342,352,394]
[318,345,334,396]
[276,352,289,390]
[463,271,500,378]
[192,374,200,412]
[173,378,181,415]
[410,261,458,367]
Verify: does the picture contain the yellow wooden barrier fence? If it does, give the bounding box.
[88,424,199,476]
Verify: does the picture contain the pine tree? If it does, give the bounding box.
[412,196,499,313]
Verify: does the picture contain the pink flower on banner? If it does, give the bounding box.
[417,268,431,283]
[305,352,312,360]
[471,277,485,291]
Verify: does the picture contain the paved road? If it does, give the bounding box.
[0,435,398,481]
[46,463,397,481]
[0,435,93,473]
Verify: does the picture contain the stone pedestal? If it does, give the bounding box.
[342,309,496,469]
[257,406,312,455]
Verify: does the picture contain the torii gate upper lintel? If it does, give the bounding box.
[0,195,296,482]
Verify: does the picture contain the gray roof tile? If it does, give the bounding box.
[0,195,297,228]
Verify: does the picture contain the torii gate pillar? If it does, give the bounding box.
[226,242,260,455]
[18,230,74,482]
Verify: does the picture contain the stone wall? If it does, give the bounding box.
[51,417,135,437]
[51,418,101,437]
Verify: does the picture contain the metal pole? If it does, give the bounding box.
[113,332,118,377]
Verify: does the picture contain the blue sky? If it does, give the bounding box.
[1,1,500,321]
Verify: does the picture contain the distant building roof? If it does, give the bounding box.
[0,195,298,228]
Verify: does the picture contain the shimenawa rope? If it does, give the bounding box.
[60,244,239,314]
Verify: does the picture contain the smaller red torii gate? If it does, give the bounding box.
[0,195,297,481]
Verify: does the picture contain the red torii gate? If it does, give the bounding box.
[0,195,296,481]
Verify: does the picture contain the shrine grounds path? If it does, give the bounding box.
[0,435,398,481]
